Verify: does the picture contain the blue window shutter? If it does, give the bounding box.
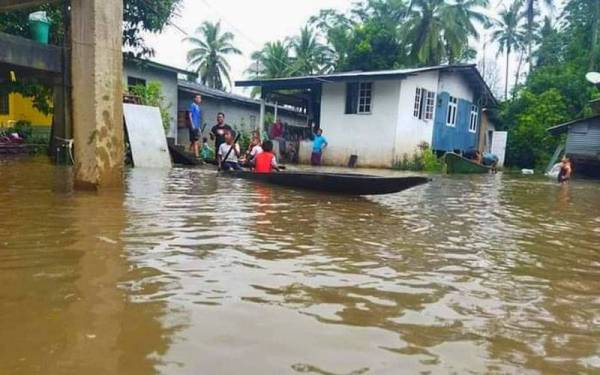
[432,92,450,150]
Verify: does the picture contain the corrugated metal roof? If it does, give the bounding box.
[235,64,497,106]
[547,114,600,135]
[178,80,304,115]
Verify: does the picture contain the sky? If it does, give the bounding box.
[143,0,353,95]
[142,0,563,98]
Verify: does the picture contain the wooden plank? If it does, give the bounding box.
[0,0,59,11]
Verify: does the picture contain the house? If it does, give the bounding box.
[547,114,600,178]
[0,54,196,142]
[0,91,52,132]
[236,64,497,168]
[177,80,307,146]
[123,57,196,141]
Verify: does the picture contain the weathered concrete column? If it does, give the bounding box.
[71,0,123,189]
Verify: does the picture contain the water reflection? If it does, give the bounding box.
[1,158,599,374]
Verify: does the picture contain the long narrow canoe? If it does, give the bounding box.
[219,170,429,195]
[445,152,491,174]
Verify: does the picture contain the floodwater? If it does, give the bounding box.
[1,156,599,375]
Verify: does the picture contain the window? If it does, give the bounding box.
[249,115,257,129]
[469,105,478,133]
[127,76,146,90]
[424,91,435,120]
[358,82,372,113]
[413,88,436,121]
[446,96,458,127]
[345,82,372,114]
[413,88,423,118]
[0,93,9,115]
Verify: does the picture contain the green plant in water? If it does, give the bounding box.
[128,81,172,133]
[394,142,444,172]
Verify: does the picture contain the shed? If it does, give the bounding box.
[547,115,600,177]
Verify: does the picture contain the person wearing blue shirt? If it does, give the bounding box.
[188,95,203,157]
[311,128,328,166]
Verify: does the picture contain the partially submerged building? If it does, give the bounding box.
[547,114,600,178]
[236,64,498,168]
[177,80,306,146]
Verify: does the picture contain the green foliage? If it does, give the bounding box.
[184,21,241,90]
[0,0,182,55]
[13,120,32,139]
[503,89,569,169]
[128,81,171,132]
[499,0,600,168]
[0,81,53,115]
[393,143,444,172]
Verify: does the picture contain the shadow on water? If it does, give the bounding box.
[0,157,171,375]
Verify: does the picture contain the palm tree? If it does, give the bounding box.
[403,0,489,65]
[246,41,293,97]
[289,26,332,75]
[491,1,526,100]
[522,0,554,71]
[184,21,241,90]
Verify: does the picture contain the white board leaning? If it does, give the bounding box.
[123,103,172,169]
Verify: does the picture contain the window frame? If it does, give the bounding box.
[0,92,9,115]
[446,96,458,127]
[127,76,147,90]
[345,81,373,115]
[424,91,435,121]
[469,105,478,133]
[413,87,423,118]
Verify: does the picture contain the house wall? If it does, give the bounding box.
[395,71,439,160]
[123,63,178,139]
[431,72,480,152]
[318,79,402,167]
[566,119,600,156]
[177,91,306,146]
[0,93,53,139]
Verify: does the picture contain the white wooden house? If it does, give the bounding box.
[236,65,497,168]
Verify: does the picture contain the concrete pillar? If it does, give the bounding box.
[71,0,123,189]
[259,98,265,132]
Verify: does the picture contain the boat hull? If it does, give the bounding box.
[220,170,429,195]
[445,152,491,174]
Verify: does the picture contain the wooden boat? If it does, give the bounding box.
[219,170,429,195]
[444,152,491,174]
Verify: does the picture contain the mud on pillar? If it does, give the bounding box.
[70,0,124,189]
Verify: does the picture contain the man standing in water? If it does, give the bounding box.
[558,156,572,183]
[210,112,233,152]
[311,128,328,166]
[188,95,203,158]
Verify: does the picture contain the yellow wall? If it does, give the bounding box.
[0,93,53,128]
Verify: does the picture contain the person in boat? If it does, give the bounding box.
[246,132,263,163]
[311,128,328,166]
[252,140,280,173]
[481,152,499,173]
[200,137,213,161]
[217,129,242,171]
[188,94,203,158]
[210,112,233,152]
[558,156,572,183]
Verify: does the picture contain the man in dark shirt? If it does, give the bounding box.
[210,112,233,151]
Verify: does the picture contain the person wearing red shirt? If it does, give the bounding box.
[252,140,280,173]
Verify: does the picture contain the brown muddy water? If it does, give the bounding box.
[1,156,599,375]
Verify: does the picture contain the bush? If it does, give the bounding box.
[13,120,32,139]
[393,142,444,172]
[128,81,172,133]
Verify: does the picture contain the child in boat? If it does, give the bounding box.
[200,137,214,161]
[217,130,242,171]
[252,140,280,173]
